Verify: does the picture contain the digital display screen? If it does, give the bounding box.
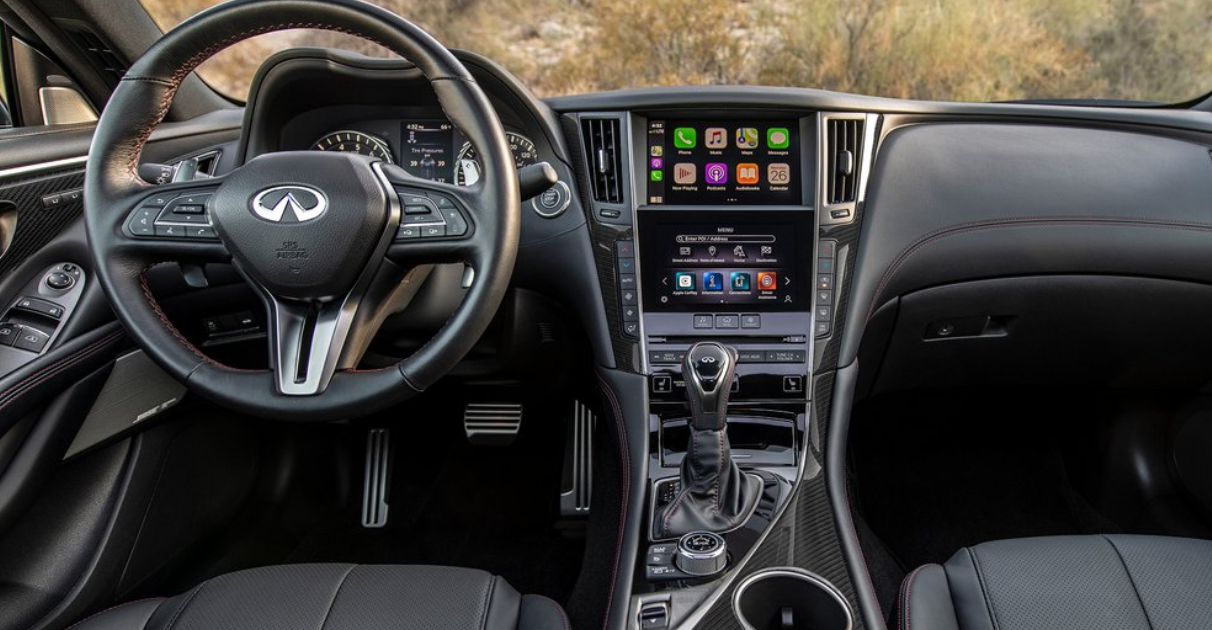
[646,119,801,205]
[401,121,454,183]
[639,210,813,312]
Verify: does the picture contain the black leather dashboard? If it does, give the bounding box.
[846,120,1212,366]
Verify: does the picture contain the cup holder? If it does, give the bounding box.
[732,568,853,630]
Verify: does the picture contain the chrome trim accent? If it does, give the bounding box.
[732,568,854,630]
[675,531,727,576]
[38,86,97,126]
[531,180,572,218]
[0,156,88,182]
[260,161,401,396]
[818,113,879,226]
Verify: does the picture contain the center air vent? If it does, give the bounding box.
[826,117,866,205]
[582,117,625,204]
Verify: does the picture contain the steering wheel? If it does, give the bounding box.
[84,0,520,420]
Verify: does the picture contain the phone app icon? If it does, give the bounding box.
[767,127,791,149]
[731,272,751,291]
[757,271,778,291]
[673,162,697,184]
[705,127,728,149]
[737,163,760,185]
[650,170,663,182]
[704,272,724,292]
[705,163,728,185]
[675,272,696,290]
[673,127,697,149]
[767,163,791,185]
[736,128,759,149]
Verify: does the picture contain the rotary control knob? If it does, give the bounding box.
[675,531,727,577]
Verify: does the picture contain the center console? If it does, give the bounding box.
[615,114,819,584]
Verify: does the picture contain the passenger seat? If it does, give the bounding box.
[899,535,1212,630]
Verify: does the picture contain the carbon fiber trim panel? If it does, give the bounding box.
[561,114,638,371]
[0,169,85,280]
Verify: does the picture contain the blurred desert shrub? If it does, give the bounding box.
[143,0,1212,103]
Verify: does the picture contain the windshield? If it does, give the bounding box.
[142,0,1212,104]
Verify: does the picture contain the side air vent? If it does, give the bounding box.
[582,117,625,204]
[826,117,865,205]
[58,22,128,85]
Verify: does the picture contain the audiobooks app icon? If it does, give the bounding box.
[673,163,697,185]
[737,163,760,185]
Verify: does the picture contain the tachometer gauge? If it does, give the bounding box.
[311,131,394,163]
[456,132,538,186]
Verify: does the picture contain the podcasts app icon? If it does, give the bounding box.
[705,163,728,185]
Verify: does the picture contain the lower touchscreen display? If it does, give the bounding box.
[639,210,813,312]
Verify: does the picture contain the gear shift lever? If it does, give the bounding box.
[654,342,763,539]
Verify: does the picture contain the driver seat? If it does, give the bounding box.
[68,564,568,630]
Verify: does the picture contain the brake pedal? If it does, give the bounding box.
[361,428,390,528]
[560,400,596,516]
[464,403,523,445]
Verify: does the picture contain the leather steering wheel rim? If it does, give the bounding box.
[84,0,520,420]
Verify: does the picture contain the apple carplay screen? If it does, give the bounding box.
[645,119,802,205]
[639,211,813,312]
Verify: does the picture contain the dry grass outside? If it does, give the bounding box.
[141,0,1212,103]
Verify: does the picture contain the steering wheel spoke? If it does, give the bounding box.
[263,294,357,396]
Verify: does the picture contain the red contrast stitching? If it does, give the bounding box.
[123,22,394,178]
[899,564,931,630]
[595,374,630,630]
[0,330,124,415]
[865,215,1212,325]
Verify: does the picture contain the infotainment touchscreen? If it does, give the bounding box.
[639,210,813,312]
[645,119,801,205]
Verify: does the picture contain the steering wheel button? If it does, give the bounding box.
[404,204,432,215]
[396,225,420,239]
[443,209,468,236]
[127,208,157,235]
[188,226,217,239]
[422,224,446,238]
[173,204,207,215]
[428,193,456,209]
[155,225,184,238]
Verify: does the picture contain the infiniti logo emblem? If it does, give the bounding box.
[251,186,328,223]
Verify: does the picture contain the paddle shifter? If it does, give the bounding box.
[655,342,763,539]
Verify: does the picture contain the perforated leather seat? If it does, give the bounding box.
[899,535,1212,630]
[69,564,568,630]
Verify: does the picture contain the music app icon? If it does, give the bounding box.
[705,127,727,149]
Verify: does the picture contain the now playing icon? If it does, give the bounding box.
[673,163,696,185]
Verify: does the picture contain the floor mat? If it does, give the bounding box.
[286,407,585,602]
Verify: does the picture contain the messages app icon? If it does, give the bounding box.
[673,127,697,149]
[767,127,790,149]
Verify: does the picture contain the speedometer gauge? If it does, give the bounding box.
[456,132,538,186]
[311,131,394,163]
